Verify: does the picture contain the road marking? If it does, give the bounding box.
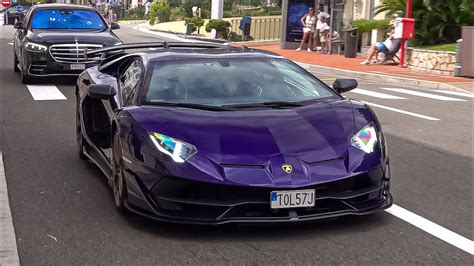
[363,101,440,121]
[432,90,474,99]
[386,204,474,255]
[352,88,407,99]
[26,85,67,101]
[382,88,466,101]
[0,152,20,266]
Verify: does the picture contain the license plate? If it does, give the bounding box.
[270,189,315,209]
[70,64,85,70]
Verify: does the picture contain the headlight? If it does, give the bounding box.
[25,42,47,52]
[149,133,197,163]
[351,123,378,153]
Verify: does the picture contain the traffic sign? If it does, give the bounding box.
[1,0,11,8]
[15,4,23,12]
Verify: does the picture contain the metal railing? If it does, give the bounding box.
[229,16,282,42]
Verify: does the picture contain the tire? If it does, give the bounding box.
[112,132,128,214]
[20,67,30,84]
[76,98,88,160]
[13,52,20,73]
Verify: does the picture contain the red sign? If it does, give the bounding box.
[2,0,11,8]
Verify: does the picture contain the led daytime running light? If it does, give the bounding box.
[149,133,197,163]
[351,124,378,153]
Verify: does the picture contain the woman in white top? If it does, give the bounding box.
[296,7,316,52]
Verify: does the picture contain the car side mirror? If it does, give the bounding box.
[87,84,117,100]
[332,78,358,93]
[14,21,23,29]
[110,22,120,30]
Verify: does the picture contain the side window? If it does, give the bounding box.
[119,59,143,105]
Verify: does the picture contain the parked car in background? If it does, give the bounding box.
[13,3,122,83]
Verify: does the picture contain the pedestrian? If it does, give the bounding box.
[360,27,396,65]
[296,7,316,52]
[319,25,330,53]
[314,10,330,51]
[144,0,151,18]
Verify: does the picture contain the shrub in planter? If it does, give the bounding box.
[205,19,231,39]
[184,16,204,34]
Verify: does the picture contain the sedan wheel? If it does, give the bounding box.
[20,67,30,84]
[112,133,128,214]
[13,52,19,73]
[76,101,87,160]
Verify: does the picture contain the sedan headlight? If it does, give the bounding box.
[25,42,47,52]
[149,133,197,163]
[351,123,378,153]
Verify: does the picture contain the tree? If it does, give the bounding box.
[375,0,474,45]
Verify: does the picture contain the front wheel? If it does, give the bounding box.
[20,67,30,84]
[13,52,19,73]
[112,132,128,214]
[76,99,88,160]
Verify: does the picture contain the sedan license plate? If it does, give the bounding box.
[270,189,315,209]
[70,64,85,70]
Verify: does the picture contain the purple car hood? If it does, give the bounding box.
[135,99,354,156]
[129,99,363,186]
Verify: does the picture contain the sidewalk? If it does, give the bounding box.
[248,44,473,92]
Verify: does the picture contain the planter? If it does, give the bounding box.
[405,48,456,76]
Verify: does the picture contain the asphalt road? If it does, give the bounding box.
[0,25,472,265]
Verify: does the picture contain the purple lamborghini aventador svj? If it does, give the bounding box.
[76,42,392,224]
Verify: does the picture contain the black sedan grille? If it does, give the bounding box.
[49,43,103,63]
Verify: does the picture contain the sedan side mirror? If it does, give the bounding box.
[110,22,120,30]
[87,84,117,100]
[332,78,358,94]
[14,21,23,29]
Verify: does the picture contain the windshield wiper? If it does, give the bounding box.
[224,101,305,109]
[149,102,233,111]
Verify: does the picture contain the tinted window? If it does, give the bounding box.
[145,58,336,106]
[31,9,105,30]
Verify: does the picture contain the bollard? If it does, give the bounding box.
[454,39,462,77]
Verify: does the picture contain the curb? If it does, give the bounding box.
[297,62,471,93]
[146,27,228,44]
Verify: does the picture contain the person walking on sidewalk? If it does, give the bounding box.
[296,7,317,52]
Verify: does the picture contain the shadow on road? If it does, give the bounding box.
[121,212,392,242]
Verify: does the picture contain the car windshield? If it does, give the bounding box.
[145,58,337,107]
[31,9,105,30]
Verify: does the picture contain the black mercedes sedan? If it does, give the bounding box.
[13,3,122,83]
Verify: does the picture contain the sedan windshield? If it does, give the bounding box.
[145,58,337,107]
[31,9,105,30]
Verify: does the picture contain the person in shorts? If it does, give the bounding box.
[361,28,395,65]
[296,7,317,52]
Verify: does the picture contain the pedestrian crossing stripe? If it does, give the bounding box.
[351,88,407,99]
[381,88,466,102]
[432,90,474,99]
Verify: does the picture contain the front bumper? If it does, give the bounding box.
[124,166,392,224]
[25,51,98,76]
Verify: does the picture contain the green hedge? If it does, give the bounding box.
[352,19,391,33]
[150,1,171,25]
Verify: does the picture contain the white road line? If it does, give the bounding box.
[363,101,440,121]
[0,152,20,266]
[352,88,407,99]
[432,90,474,99]
[26,85,67,101]
[386,204,474,255]
[382,88,466,102]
